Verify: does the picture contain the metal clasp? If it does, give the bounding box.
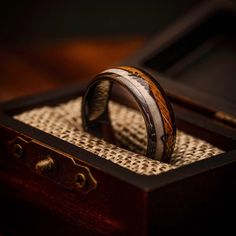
[8,136,97,194]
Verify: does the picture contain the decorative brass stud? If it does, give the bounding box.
[75,173,87,189]
[12,143,24,159]
[35,157,55,175]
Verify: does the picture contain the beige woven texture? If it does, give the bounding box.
[15,97,223,175]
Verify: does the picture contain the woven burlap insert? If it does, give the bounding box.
[14,97,223,175]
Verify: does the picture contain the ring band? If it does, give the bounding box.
[82,66,176,162]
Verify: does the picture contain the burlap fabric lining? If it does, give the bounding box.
[15,97,223,175]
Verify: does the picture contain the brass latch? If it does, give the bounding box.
[8,136,97,194]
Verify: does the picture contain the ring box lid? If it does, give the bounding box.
[123,0,236,128]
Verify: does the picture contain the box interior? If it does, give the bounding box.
[13,97,225,176]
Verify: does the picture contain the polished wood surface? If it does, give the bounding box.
[0,37,146,102]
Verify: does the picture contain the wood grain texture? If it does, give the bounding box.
[118,66,176,162]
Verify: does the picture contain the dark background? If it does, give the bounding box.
[0,0,201,45]
[0,0,203,102]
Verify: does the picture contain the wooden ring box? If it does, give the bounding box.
[0,1,235,235]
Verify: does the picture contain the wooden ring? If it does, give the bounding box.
[82,66,176,162]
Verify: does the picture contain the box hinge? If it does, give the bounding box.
[215,111,236,128]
